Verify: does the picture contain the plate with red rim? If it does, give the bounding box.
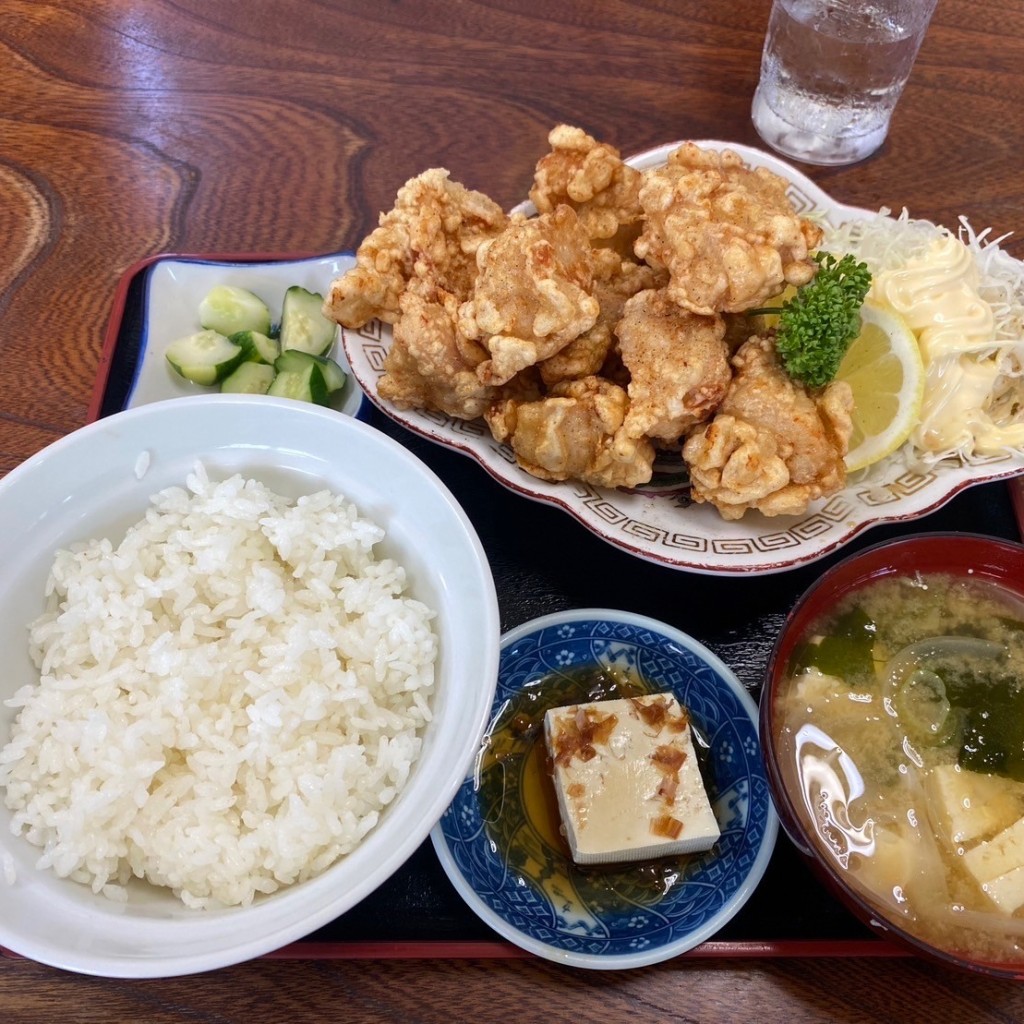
[339,139,1024,575]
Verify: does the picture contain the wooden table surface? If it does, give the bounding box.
[3,0,1024,1019]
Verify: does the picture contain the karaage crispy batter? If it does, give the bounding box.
[529,124,643,254]
[634,143,822,316]
[485,376,655,489]
[682,335,853,520]
[537,250,664,387]
[378,289,496,420]
[459,205,600,386]
[536,322,614,388]
[591,249,668,326]
[323,168,508,329]
[615,288,731,443]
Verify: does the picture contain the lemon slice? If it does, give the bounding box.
[836,301,925,472]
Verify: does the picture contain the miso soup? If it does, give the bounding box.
[774,571,1024,965]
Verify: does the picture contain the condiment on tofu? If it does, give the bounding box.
[545,694,720,865]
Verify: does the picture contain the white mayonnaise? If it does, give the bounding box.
[870,235,1024,457]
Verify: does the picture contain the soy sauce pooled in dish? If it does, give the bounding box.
[476,663,720,912]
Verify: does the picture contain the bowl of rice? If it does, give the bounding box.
[0,393,499,977]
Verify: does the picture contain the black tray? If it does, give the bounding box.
[92,254,1023,959]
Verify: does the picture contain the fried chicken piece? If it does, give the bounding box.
[529,124,643,254]
[538,250,664,387]
[460,205,600,386]
[615,289,731,443]
[537,323,614,388]
[485,376,655,489]
[323,168,508,329]
[682,335,853,520]
[591,248,669,326]
[378,289,496,420]
[634,144,822,316]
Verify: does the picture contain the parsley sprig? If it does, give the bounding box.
[753,252,872,389]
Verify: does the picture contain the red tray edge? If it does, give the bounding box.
[1,938,910,965]
[262,938,911,960]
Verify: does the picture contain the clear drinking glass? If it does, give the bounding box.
[751,0,940,166]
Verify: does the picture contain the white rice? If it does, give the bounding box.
[0,464,437,909]
[133,450,151,480]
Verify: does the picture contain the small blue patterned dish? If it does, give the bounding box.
[430,609,778,969]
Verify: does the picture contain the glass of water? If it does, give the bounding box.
[751,0,940,166]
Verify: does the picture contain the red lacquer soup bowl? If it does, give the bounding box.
[761,532,1024,978]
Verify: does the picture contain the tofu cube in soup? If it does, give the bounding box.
[963,817,1024,914]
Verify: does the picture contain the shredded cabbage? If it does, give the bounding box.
[825,209,1024,468]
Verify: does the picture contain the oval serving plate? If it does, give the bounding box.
[340,140,1024,575]
[429,609,778,970]
[127,252,366,419]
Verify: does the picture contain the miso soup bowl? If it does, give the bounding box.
[761,532,1024,979]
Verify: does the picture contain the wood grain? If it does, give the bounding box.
[2,0,1024,1016]
[3,951,1024,1023]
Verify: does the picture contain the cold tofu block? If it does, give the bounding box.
[544,693,720,866]
[963,816,1024,913]
[926,764,1024,845]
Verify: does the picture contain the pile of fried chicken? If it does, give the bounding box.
[324,126,854,521]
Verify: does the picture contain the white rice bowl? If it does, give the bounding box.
[0,394,499,977]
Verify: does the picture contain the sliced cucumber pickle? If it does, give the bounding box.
[267,361,329,405]
[274,349,347,393]
[166,330,244,386]
[231,330,279,365]
[199,285,272,337]
[279,286,336,356]
[221,361,276,395]
[168,282,341,401]
[314,354,347,394]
